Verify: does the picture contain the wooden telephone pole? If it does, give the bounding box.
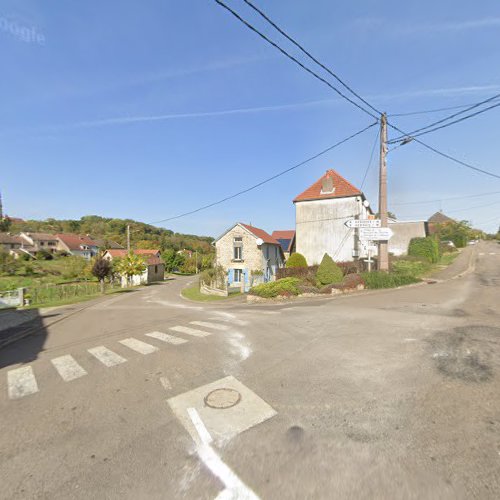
[378,113,389,271]
[127,225,131,252]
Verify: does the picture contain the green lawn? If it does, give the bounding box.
[181,283,241,302]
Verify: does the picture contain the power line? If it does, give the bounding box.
[392,190,500,206]
[388,102,495,117]
[214,0,500,181]
[241,0,382,116]
[213,0,378,120]
[148,121,377,224]
[389,93,500,143]
[360,127,379,189]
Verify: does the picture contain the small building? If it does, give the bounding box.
[0,233,23,251]
[90,237,124,250]
[215,223,285,291]
[427,211,455,235]
[56,234,99,260]
[19,232,58,254]
[271,230,296,260]
[102,249,165,286]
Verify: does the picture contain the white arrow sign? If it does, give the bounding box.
[344,219,381,228]
[359,227,394,241]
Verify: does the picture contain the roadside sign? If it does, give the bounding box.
[359,227,394,241]
[344,219,381,228]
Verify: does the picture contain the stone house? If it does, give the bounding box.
[215,223,285,291]
[0,233,25,258]
[102,249,165,286]
[56,233,99,260]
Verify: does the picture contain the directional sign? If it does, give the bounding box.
[359,227,394,241]
[344,218,381,228]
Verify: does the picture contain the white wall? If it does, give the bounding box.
[388,221,427,256]
[295,196,370,264]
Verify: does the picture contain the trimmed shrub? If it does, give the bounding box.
[362,271,420,289]
[276,265,318,285]
[250,277,301,298]
[315,253,343,287]
[408,237,440,263]
[336,261,364,276]
[286,253,307,268]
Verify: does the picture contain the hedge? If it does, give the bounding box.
[408,237,441,263]
[286,253,307,268]
[362,271,420,289]
[249,277,301,298]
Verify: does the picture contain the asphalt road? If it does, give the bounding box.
[1,241,499,499]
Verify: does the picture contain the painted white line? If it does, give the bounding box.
[51,355,87,382]
[169,326,212,337]
[160,376,172,391]
[145,331,188,345]
[210,312,249,326]
[190,321,229,331]
[7,366,39,399]
[88,346,127,367]
[186,408,260,500]
[479,252,485,256]
[119,338,158,355]
[187,407,213,445]
[489,252,496,255]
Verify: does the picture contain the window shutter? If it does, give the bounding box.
[243,269,249,283]
[228,268,234,284]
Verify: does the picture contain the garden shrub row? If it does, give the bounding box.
[361,271,420,289]
[408,236,441,263]
[249,277,302,298]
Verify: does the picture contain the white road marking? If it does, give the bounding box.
[145,331,188,345]
[479,252,485,256]
[210,311,249,326]
[187,407,259,500]
[170,326,211,337]
[51,355,87,382]
[187,407,213,445]
[489,252,496,255]
[119,338,158,355]
[88,346,127,367]
[8,366,39,399]
[160,376,172,390]
[190,321,229,331]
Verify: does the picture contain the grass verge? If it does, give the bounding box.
[181,284,241,302]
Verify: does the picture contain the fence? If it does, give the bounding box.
[27,282,112,306]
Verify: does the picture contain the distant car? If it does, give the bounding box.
[468,240,478,245]
[442,240,455,248]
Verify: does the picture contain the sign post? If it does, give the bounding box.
[359,227,394,241]
[344,219,381,229]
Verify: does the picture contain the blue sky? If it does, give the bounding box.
[1,0,500,236]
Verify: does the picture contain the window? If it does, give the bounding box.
[233,236,243,261]
[234,269,243,282]
[154,265,158,273]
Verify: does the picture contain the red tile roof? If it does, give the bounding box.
[271,230,295,240]
[56,233,97,251]
[293,169,362,203]
[240,223,280,245]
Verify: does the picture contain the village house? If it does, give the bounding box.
[102,249,165,286]
[271,230,296,260]
[18,232,58,254]
[90,237,124,250]
[0,233,25,258]
[427,211,455,235]
[56,233,99,260]
[215,223,285,291]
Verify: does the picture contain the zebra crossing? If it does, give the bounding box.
[4,319,225,401]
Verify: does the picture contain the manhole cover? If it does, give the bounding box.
[204,388,241,409]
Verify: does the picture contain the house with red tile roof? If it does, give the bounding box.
[102,249,164,286]
[56,233,99,260]
[271,230,296,259]
[293,169,374,264]
[214,223,285,291]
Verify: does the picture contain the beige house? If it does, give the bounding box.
[19,232,58,254]
[215,223,285,291]
[103,249,165,286]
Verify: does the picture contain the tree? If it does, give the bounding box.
[316,253,343,286]
[286,252,307,268]
[91,256,112,293]
[114,252,147,287]
[162,248,185,273]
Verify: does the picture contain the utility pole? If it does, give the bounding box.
[378,113,389,271]
[127,224,130,252]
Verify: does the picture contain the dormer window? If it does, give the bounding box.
[320,173,335,194]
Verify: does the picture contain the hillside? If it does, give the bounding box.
[9,215,214,254]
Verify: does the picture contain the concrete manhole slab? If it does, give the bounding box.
[168,375,277,445]
[204,388,241,409]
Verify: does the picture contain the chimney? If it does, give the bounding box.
[321,171,335,194]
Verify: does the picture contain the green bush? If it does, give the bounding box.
[408,237,440,263]
[250,277,301,298]
[286,253,307,268]
[362,271,420,289]
[391,259,429,277]
[315,253,343,287]
[36,249,54,260]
